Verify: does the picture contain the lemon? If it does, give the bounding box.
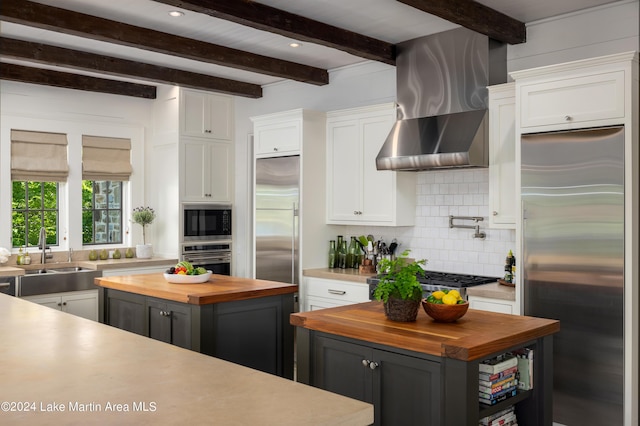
[442,294,458,305]
[448,290,462,300]
[432,290,445,300]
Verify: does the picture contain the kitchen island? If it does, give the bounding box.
[291,302,559,426]
[95,273,297,378]
[0,295,372,425]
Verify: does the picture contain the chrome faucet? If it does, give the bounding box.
[38,227,52,265]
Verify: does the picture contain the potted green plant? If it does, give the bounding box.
[132,206,156,259]
[373,250,427,322]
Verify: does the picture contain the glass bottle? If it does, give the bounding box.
[328,240,336,269]
[348,237,358,269]
[338,240,347,269]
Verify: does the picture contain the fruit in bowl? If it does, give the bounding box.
[165,261,208,276]
[163,261,212,284]
[422,289,469,322]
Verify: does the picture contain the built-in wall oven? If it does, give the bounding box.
[181,241,231,276]
[182,203,232,242]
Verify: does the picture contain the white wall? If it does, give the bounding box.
[0,82,153,251]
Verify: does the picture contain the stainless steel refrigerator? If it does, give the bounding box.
[254,155,299,285]
[522,126,624,425]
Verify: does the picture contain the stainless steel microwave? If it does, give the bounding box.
[182,203,232,242]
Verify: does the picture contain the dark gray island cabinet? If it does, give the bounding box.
[292,302,560,426]
[96,273,297,379]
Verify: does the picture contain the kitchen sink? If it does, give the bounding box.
[18,267,102,297]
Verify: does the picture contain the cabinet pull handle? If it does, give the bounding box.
[362,359,370,367]
[369,362,379,370]
[328,289,346,295]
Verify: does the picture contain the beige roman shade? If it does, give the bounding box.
[82,135,132,181]
[11,129,69,182]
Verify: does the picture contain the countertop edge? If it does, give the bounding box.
[466,282,516,301]
[303,268,376,284]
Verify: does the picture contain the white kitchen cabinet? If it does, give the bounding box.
[252,110,302,157]
[468,295,515,315]
[304,277,370,312]
[515,67,625,133]
[180,89,233,140]
[488,83,516,229]
[326,103,415,226]
[181,137,232,202]
[151,86,235,258]
[23,290,99,321]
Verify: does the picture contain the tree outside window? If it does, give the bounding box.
[12,181,59,248]
[82,181,123,245]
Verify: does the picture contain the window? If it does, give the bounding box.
[12,181,59,248]
[82,180,123,245]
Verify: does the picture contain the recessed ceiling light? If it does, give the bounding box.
[289,42,302,48]
[168,10,185,17]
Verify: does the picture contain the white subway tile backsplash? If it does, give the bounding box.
[343,169,516,278]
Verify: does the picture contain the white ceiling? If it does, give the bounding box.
[0,0,621,88]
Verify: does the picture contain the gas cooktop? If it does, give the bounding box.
[416,271,499,288]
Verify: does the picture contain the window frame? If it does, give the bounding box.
[82,180,124,246]
[11,180,60,249]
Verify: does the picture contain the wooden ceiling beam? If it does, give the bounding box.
[152,0,396,65]
[0,63,157,99]
[397,0,526,44]
[0,37,263,98]
[0,0,328,85]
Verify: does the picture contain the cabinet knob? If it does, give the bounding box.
[273,147,279,151]
[362,359,370,367]
[205,129,212,133]
[564,115,572,121]
[62,302,67,306]
[57,302,62,307]
[369,362,379,370]
[492,211,498,216]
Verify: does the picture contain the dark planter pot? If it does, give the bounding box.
[384,297,420,322]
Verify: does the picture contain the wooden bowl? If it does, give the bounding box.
[421,299,469,322]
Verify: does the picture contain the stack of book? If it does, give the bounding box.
[478,353,518,405]
[478,406,518,426]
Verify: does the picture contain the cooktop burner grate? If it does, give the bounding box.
[417,271,499,288]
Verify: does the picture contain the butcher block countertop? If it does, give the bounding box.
[303,268,376,284]
[95,273,298,305]
[0,295,372,426]
[291,301,559,361]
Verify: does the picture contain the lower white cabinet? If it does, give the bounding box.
[23,290,99,321]
[468,295,515,315]
[304,277,370,311]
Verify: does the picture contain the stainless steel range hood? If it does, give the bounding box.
[376,27,506,171]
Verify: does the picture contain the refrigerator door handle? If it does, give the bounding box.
[292,202,296,284]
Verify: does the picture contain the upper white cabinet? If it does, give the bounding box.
[180,89,233,140]
[513,59,627,133]
[326,103,415,226]
[181,137,232,202]
[488,83,516,229]
[252,110,302,157]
